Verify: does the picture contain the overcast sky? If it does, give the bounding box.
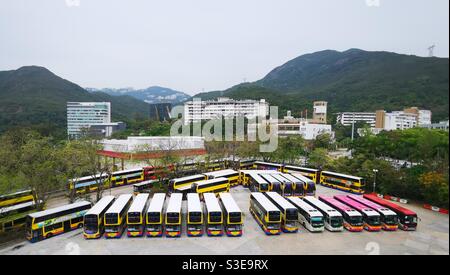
[0,0,448,95]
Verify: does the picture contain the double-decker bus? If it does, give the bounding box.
[264,192,298,233]
[348,195,398,231]
[288,197,324,232]
[271,174,294,197]
[219,193,243,237]
[334,195,381,232]
[253,161,283,171]
[319,196,363,232]
[169,174,207,193]
[179,161,201,176]
[146,193,166,237]
[25,201,91,242]
[110,168,144,187]
[283,165,320,184]
[186,193,203,237]
[83,196,115,239]
[69,174,110,194]
[203,193,224,236]
[281,174,305,197]
[104,194,133,238]
[303,196,343,232]
[320,171,365,194]
[127,193,150,237]
[193,178,230,196]
[204,169,240,187]
[205,160,226,172]
[291,173,316,196]
[165,193,183,237]
[228,159,255,170]
[248,173,270,192]
[239,170,253,186]
[250,192,282,235]
[0,201,39,233]
[364,194,417,231]
[260,174,282,194]
[133,180,158,195]
[0,190,35,208]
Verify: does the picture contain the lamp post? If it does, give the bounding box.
[373,169,379,194]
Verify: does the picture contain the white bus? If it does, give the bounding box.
[104,194,133,238]
[264,192,298,233]
[83,196,115,239]
[186,193,203,237]
[127,193,150,237]
[146,193,166,237]
[288,197,324,232]
[165,193,183,237]
[219,193,243,237]
[303,196,344,232]
[203,193,223,237]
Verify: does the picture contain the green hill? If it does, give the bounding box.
[0,66,150,138]
[195,49,449,121]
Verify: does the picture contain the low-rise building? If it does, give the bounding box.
[420,120,449,131]
[336,112,377,127]
[274,111,334,140]
[88,122,126,138]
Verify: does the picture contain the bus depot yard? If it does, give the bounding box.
[0,185,448,255]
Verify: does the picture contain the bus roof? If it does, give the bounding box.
[249,173,269,184]
[170,174,206,183]
[203,169,238,178]
[288,197,323,218]
[254,161,283,167]
[363,194,417,216]
[0,201,36,215]
[105,194,133,214]
[29,201,91,219]
[279,174,303,184]
[271,174,291,183]
[203,193,222,213]
[259,174,280,184]
[348,195,397,216]
[291,173,314,183]
[112,168,143,175]
[85,196,115,216]
[166,193,183,213]
[250,192,280,212]
[321,171,363,181]
[265,192,296,211]
[219,193,241,213]
[133,180,158,187]
[334,195,380,217]
[284,165,319,172]
[303,196,342,218]
[187,193,202,213]
[195,177,229,187]
[319,196,361,217]
[147,193,166,213]
[70,173,106,182]
[0,189,32,199]
[128,193,149,213]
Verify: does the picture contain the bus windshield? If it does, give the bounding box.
[268,211,281,222]
[84,214,98,233]
[330,217,343,227]
[404,215,418,225]
[260,183,269,191]
[167,213,180,224]
[285,209,298,221]
[128,212,141,223]
[229,212,241,223]
[367,215,381,226]
[189,212,202,223]
[209,212,222,223]
[105,213,118,225]
[384,215,398,225]
[147,212,161,223]
[349,216,363,226]
[267,222,281,230]
[311,216,324,227]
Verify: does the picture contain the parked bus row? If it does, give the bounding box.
[0,190,40,233]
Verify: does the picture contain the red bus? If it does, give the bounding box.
[319,196,363,232]
[334,195,382,232]
[363,194,417,231]
[348,195,398,231]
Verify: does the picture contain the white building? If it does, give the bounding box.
[101,136,205,153]
[184,97,269,125]
[336,112,377,127]
[420,120,449,131]
[88,122,126,138]
[67,102,111,139]
[383,111,418,131]
[418,110,432,126]
[274,111,334,140]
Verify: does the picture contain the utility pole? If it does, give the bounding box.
[373,169,379,194]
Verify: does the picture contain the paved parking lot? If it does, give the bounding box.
[0,185,448,255]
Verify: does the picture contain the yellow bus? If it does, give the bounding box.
[186,193,204,237]
[219,193,243,237]
[253,161,283,172]
[25,201,91,242]
[169,174,207,193]
[0,190,35,208]
[264,192,299,233]
[0,201,39,233]
[146,193,166,237]
[127,193,150,237]
[83,196,115,239]
[249,192,281,235]
[204,193,224,237]
[110,168,144,187]
[165,193,183,237]
[320,171,365,194]
[204,169,240,187]
[283,165,320,184]
[104,194,133,238]
[193,178,230,197]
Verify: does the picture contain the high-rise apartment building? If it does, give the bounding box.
[67,102,111,139]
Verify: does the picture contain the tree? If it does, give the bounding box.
[307,148,331,169]
[313,133,333,150]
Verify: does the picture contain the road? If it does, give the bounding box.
[0,185,448,255]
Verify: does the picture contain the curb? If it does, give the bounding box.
[373,193,408,204]
[423,204,449,215]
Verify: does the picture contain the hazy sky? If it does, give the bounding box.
[0,0,448,95]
